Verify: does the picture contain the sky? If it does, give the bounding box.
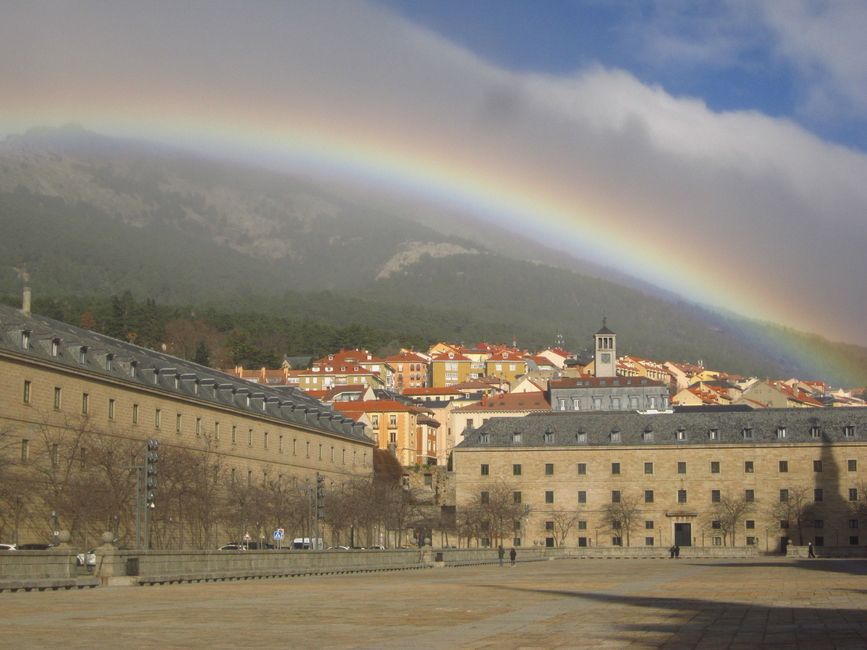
[1,1,866,346]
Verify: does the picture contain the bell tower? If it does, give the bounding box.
[594,318,616,378]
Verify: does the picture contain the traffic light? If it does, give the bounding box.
[145,438,159,507]
[315,473,326,520]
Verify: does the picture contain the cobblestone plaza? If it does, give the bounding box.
[2,557,867,648]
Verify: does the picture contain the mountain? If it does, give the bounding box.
[1,125,865,385]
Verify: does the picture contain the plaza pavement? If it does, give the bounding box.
[2,556,867,648]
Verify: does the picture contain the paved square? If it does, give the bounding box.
[2,557,867,648]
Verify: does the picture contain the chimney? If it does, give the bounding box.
[22,286,31,316]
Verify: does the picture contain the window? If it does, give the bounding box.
[779,460,788,473]
[154,408,162,429]
[513,491,522,504]
[745,520,755,529]
[744,461,754,473]
[644,462,653,475]
[849,488,858,502]
[711,489,721,503]
[81,393,90,415]
[814,520,824,529]
[612,490,621,503]
[844,425,856,439]
[676,428,686,441]
[710,461,720,474]
[53,386,62,410]
[612,536,622,546]
[746,536,756,546]
[645,520,654,530]
[610,431,621,443]
[577,490,586,504]
[745,489,755,502]
[215,422,221,441]
[713,537,722,546]
[644,490,654,503]
[545,463,554,476]
[20,439,29,462]
[611,462,620,475]
[780,520,789,529]
[741,427,753,440]
[279,434,283,453]
[480,491,489,504]
[850,536,859,546]
[848,459,857,472]
[480,464,489,476]
[250,429,255,448]
[810,426,821,438]
[780,489,789,502]
[708,428,719,440]
[232,426,237,445]
[543,430,554,444]
[176,413,182,434]
[815,536,824,546]
[264,432,269,450]
[849,519,859,529]
[814,488,823,502]
[645,537,654,546]
[479,433,490,444]
[776,427,787,439]
[578,521,587,530]
[51,443,59,468]
[108,398,115,420]
[512,432,522,444]
[677,461,686,474]
[389,414,397,428]
[577,463,587,475]
[195,417,202,436]
[23,380,32,405]
[371,415,379,428]
[711,520,721,530]
[545,520,554,531]
[132,404,139,424]
[813,460,822,472]
[677,489,687,504]
[545,491,554,504]
[513,464,522,476]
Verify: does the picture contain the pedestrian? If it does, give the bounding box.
[498,544,505,567]
[674,545,680,559]
[669,546,675,559]
[509,547,516,567]
[808,542,815,558]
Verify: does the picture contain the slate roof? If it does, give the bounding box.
[0,304,369,444]
[550,376,666,389]
[457,408,867,448]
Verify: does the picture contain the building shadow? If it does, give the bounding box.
[690,559,867,575]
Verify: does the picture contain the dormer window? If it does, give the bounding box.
[610,430,621,443]
[576,431,587,443]
[543,429,555,444]
[844,425,856,439]
[741,427,753,440]
[512,432,522,444]
[130,360,138,378]
[642,429,654,442]
[776,426,787,439]
[676,428,687,442]
[21,330,31,350]
[51,338,60,357]
[708,428,719,441]
[810,425,821,438]
[479,433,490,444]
[78,346,88,365]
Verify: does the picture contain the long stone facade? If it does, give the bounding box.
[454,409,867,552]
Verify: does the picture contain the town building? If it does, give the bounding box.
[453,408,867,551]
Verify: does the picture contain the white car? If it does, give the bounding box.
[76,549,96,567]
[0,543,16,551]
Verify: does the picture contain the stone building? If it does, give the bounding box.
[0,304,373,545]
[453,409,867,552]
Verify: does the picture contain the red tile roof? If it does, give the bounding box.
[454,392,550,412]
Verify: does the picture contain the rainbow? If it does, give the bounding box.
[1,100,864,383]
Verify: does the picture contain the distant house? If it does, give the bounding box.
[450,391,550,445]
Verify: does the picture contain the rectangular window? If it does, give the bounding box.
[21,439,29,462]
[612,490,621,503]
[850,536,859,545]
[480,491,489,504]
[23,380,32,404]
[779,460,788,472]
[780,520,789,529]
[232,425,237,445]
[176,413,183,434]
[677,461,686,474]
[249,429,254,447]
[848,459,858,472]
[545,463,554,475]
[746,520,755,529]
[545,520,554,531]
[712,520,721,529]
[577,490,586,504]
[745,489,755,503]
[746,536,756,546]
[480,464,489,476]
[578,521,587,530]
[645,537,654,546]
[710,461,720,474]
[279,434,284,453]
[215,422,220,441]
[611,462,620,475]
[644,462,653,475]
[513,464,522,476]
[577,463,586,475]
[51,443,59,468]
[645,520,654,530]
[644,490,654,503]
[545,491,554,504]
[711,489,721,503]
[744,461,754,473]
[779,489,789,502]
[813,460,822,472]
[814,488,823,502]
[814,520,824,529]
[513,491,522,504]
[154,408,162,429]
[849,488,858,502]
[81,393,89,415]
[849,519,859,529]
[264,432,269,449]
[196,417,202,436]
[815,536,824,546]
[132,404,139,424]
[713,537,722,546]
[677,489,687,504]
[107,398,115,420]
[53,386,62,410]
[389,414,397,427]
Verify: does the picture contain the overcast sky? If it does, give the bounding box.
[1,1,866,345]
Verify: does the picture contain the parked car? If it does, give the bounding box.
[75,549,96,567]
[327,545,351,551]
[367,545,386,550]
[0,543,16,551]
[217,543,246,551]
[17,543,54,550]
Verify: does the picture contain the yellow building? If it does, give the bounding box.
[430,351,473,388]
[484,350,528,385]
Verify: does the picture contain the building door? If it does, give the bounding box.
[780,537,789,554]
[674,523,692,547]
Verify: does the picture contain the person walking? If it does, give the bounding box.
[674,545,680,559]
[808,542,816,558]
[498,545,505,567]
[509,547,517,567]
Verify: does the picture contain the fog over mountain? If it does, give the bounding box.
[1,126,865,385]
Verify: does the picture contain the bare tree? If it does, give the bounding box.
[603,494,642,546]
[706,494,754,547]
[548,510,582,547]
[769,486,810,546]
[467,481,530,547]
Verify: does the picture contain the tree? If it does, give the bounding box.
[548,510,582,547]
[769,486,811,546]
[707,494,754,547]
[469,480,530,546]
[603,494,641,546]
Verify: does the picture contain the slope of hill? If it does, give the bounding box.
[1,126,865,385]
